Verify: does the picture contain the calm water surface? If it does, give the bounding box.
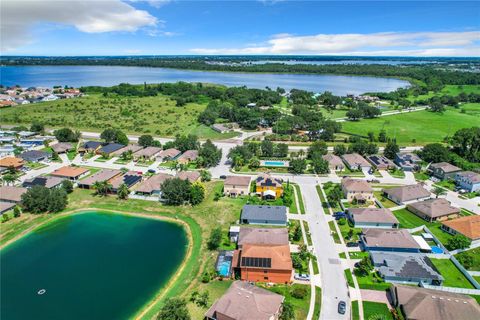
[0,65,409,95]
[0,211,187,320]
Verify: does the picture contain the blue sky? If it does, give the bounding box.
[1,0,479,56]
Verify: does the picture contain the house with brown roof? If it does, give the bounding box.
[428,162,462,180]
[77,169,122,189]
[390,284,480,320]
[133,146,162,161]
[224,175,251,197]
[157,148,181,161]
[177,150,199,164]
[50,166,89,181]
[0,201,16,214]
[255,174,283,199]
[367,155,397,170]
[341,178,374,203]
[109,171,142,192]
[441,215,480,241]
[383,184,431,205]
[22,176,65,189]
[348,208,399,229]
[205,281,284,320]
[232,244,293,284]
[134,173,173,196]
[237,227,289,248]
[341,153,372,171]
[360,228,423,253]
[51,142,74,154]
[111,144,142,157]
[0,156,24,169]
[0,186,27,203]
[322,153,345,171]
[407,198,460,223]
[176,171,201,183]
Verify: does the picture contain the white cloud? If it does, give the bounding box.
[190,31,480,56]
[0,0,158,52]
[129,0,171,8]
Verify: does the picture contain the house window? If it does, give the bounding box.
[264,276,268,280]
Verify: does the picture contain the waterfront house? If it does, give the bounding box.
[407,198,460,223]
[383,184,431,205]
[240,205,288,226]
[19,150,51,163]
[441,215,480,241]
[255,174,283,199]
[0,186,27,203]
[50,166,89,181]
[367,155,397,170]
[237,227,289,248]
[134,173,173,197]
[371,252,443,286]
[455,171,480,193]
[0,202,15,214]
[22,176,64,189]
[341,178,374,203]
[394,152,421,171]
[223,175,251,197]
[348,208,399,229]
[77,169,122,189]
[341,153,372,171]
[205,281,284,320]
[360,228,423,253]
[390,284,480,320]
[428,162,462,181]
[322,153,345,171]
[109,171,142,192]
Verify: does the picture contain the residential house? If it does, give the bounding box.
[0,156,24,169]
[79,141,103,154]
[111,144,142,157]
[205,281,284,320]
[371,252,443,286]
[255,174,283,199]
[455,171,480,193]
[97,143,125,156]
[232,244,293,283]
[341,153,372,171]
[0,186,27,203]
[348,208,399,229]
[134,173,173,197]
[133,146,162,161]
[51,142,74,154]
[407,198,460,223]
[50,166,89,181]
[390,284,480,320]
[237,227,289,248]
[77,169,122,189]
[229,226,241,243]
[109,171,142,192]
[19,150,51,162]
[341,178,374,203]
[367,155,397,170]
[383,184,431,205]
[157,148,181,161]
[428,162,462,181]
[394,152,422,172]
[441,215,480,241]
[322,154,345,171]
[211,123,231,133]
[177,150,199,164]
[360,228,423,253]
[224,175,252,197]
[176,171,201,183]
[0,202,16,214]
[240,205,288,226]
[22,176,64,189]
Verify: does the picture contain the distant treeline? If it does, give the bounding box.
[3,56,480,86]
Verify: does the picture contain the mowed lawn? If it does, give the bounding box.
[341,104,480,145]
[455,248,480,271]
[363,301,393,320]
[0,94,237,139]
[430,259,475,289]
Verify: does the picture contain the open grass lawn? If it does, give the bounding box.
[188,280,233,319]
[414,171,430,181]
[373,191,397,208]
[388,168,405,179]
[391,208,453,244]
[434,180,456,191]
[407,85,480,102]
[349,251,370,260]
[0,94,237,140]
[355,270,391,291]
[338,220,361,242]
[341,104,480,145]
[363,301,393,320]
[455,248,480,271]
[261,283,311,320]
[430,258,475,289]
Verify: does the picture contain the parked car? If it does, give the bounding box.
[294,273,310,281]
[338,301,346,314]
[147,169,156,174]
[219,175,227,179]
[346,242,359,247]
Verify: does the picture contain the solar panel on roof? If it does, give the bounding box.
[123,175,142,187]
[241,257,271,268]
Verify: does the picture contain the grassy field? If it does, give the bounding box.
[341,104,480,145]
[0,94,237,139]
[430,258,475,289]
[363,301,393,320]
[407,85,480,102]
[261,283,311,320]
[373,191,397,208]
[455,248,480,271]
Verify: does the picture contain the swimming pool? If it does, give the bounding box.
[261,160,289,167]
[430,246,443,254]
[215,251,233,277]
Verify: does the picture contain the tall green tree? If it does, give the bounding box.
[117,183,129,200]
[383,139,400,159]
[156,298,190,320]
[138,135,154,147]
[198,139,222,167]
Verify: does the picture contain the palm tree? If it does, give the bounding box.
[117,183,129,200]
[432,186,447,198]
[93,180,112,196]
[2,173,19,186]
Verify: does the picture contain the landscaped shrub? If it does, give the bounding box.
[291,286,308,299]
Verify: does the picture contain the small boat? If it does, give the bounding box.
[37,289,46,295]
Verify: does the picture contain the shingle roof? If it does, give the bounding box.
[224,175,252,187]
[158,148,181,159]
[367,155,396,168]
[407,198,460,219]
[78,169,121,186]
[342,178,373,193]
[0,186,27,202]
[204,281,284,320]
[0,157,24,168]
[134,146,162,157]
[241,205,287,223]
[238,227,289,246]
[19,150,51,161]
[239,244,292,271]
[256,174,283,187]
[441,215,480,240]
[51,166,89,178]
[82,141,103,150]
[98,143,125,154]
[430,162,462,173]
[134,173,173,193]
[110,171,142,189]
[322,153,344,166]
[384,184,431,203]
[51,142,73,153]
[342,153,371,168]
[349,207,399,224]
[361,228,422,250]
[22,176,64,189]
[111,144,143,156]
[396,152,421,163]
[0,201,15,213]
[456,171,480,184]
[393,284,480,320]
[177,150,199,161]
[176,171,200,182]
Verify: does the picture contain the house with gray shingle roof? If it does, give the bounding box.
[240,205,288,226]
[383,184,431,205]
[407,198,460,223]
[428,162,462,180]
[455,171,480,193]
[348,207,399,229]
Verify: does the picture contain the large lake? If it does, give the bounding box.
[0,211,188,320]
[0,66,409,95]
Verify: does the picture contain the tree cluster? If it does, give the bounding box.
[21,186,68,214]
[160,178,205,206]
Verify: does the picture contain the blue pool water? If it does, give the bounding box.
[263,161,287,167]
[430,246,443,254]
[217,260,232,277]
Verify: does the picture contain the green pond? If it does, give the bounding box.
[0,211,188,320]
